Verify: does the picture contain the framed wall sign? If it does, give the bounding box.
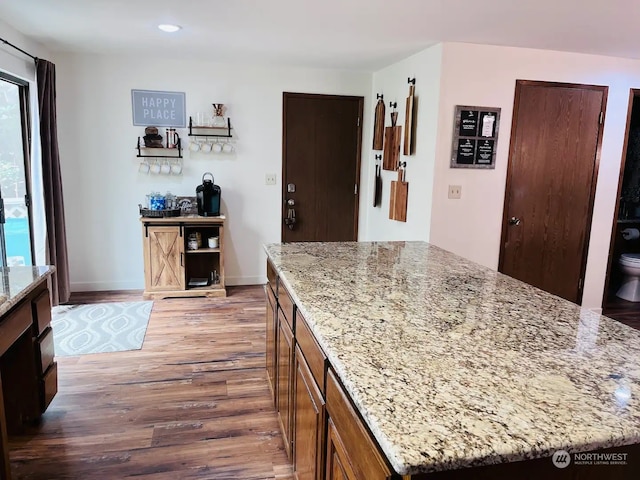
[450,105,500,169]
[132,89,186,127]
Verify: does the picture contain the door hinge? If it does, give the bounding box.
[24,194,31,208]
[599,112,604,124]
[578,277,584,291]
[357,117,360,127]
[354,184,358,195]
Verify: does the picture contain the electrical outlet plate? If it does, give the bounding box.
[265,174,277,185]
[448,185,462,199]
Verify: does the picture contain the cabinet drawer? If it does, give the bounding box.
[326,369,391,480]
[267,259,278,297]
[279,282,295,331]
[41,361,58,411]
[0,301,32,356]
[32,289,52,335]
[296,311,326,395]
[37,327,55,375]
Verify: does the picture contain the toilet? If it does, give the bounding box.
[617,253,640,302]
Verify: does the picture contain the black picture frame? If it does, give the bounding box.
[451,105,500,169]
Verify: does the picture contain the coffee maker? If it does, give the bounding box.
[196,172,221,216]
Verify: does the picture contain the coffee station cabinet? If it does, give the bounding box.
[140,216,226,299]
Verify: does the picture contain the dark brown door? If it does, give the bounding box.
[282,93,363,242]
[499,80,607,304]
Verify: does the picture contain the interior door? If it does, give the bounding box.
[499,80,607,304]
[282,93,363,242]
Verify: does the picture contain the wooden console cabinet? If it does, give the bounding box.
[0,274,57,480]
[141,216,226,299]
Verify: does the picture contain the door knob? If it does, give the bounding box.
[509,217,521,226]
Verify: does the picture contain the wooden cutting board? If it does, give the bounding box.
[383,126,401,171]
[404,85,416,155]
[389,169,408,222]
[372,98,385,150]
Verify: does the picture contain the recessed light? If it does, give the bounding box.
[158,24,182,33]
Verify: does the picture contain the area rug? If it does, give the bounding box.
[51,301,153,356]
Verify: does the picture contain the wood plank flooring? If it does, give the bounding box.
[8,286,293,480]
[603,296,640,331]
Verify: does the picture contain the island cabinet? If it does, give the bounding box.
[266,261,391,480]
[140,216,226,299]
[0,269,57,480]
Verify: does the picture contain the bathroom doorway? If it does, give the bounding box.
[603,89,640,330]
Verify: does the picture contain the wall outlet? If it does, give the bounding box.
[265,174,277,185]
[448,185,462,199]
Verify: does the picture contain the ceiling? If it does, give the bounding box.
[1,0,639,71]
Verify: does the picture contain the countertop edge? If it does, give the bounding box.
[0,267,55,318]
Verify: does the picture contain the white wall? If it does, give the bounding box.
[54,53,371,290]
[430,42,640,309]
[0,19,50,81]
[360,45,442,241]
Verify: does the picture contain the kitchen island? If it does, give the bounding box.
[265,241,640,479]
[0,266,57,480]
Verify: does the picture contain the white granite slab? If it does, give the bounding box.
[0,266,55,317]
[265,241,640,475]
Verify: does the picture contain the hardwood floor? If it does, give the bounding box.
[603,295,640,331]
[8,286,293,480]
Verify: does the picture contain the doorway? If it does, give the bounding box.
[0,72,34,266]
[282,93,363,242]
[499,80,607,304]
[602,89,640,330]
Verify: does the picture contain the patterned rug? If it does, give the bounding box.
[52,301,153,356]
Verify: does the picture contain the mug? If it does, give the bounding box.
[212,140,223,153]
[138,160,150,174]
[161,161,171,175]
[171,161,183,175]
[189,140,201,152]
[150,161,161,174]
[201,140,212,153]
[208,236,219,249]
[222,141,234,154]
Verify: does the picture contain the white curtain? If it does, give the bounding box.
[29,78,46,266]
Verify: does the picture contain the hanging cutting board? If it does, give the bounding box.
[403,84,416,155]
[383,112,401,171]
[373,97,385,150]
[373,162,382,207]
[389,169,408,222]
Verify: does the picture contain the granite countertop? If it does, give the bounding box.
[0,266,55,318]
[264,241,640,475]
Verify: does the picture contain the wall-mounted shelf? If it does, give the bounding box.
[188,116,233,138]
[136,137,183,158]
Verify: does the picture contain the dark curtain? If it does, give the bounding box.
[36,59,70,305]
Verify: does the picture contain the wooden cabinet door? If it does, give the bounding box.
[145,226,185,291]
[325,418,357,480]
[277,308,294,459]
[266,285,277,406]
[294,345,325,480]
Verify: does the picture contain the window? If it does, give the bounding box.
[0,72,33,266]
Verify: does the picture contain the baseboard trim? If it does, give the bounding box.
[71,276,266,292]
